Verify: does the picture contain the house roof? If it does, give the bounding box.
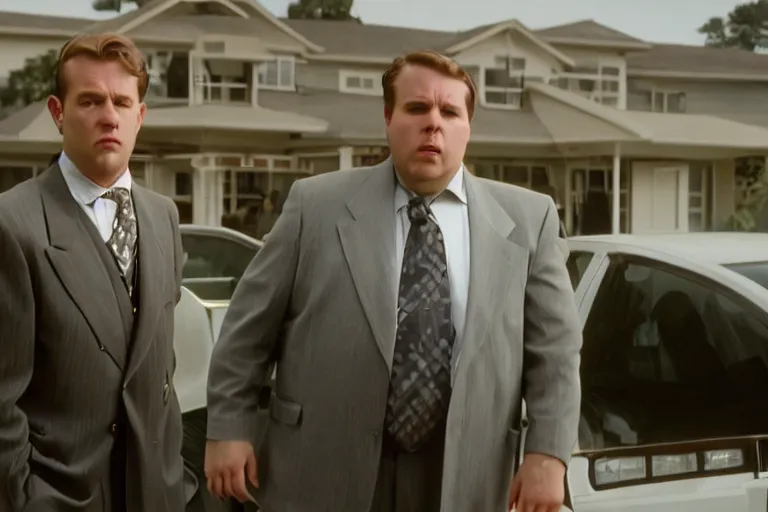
[143,103,329,132]
[533,20,650,49]
[626,43,768,78]
[257,88,554,144]
[82,0,324,52]
[0,10,92,36]
[2,8,768,78]
[0,102,60,142]
[527,81,768,151]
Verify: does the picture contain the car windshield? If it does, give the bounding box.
[725,261,768,290]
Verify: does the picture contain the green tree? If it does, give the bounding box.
[0,50,58,114]
[698,0,768,51]
[91,0,152,12]
[287,0,360,22]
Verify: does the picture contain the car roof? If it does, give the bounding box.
[179,224,264,248]
[570,232,768,266]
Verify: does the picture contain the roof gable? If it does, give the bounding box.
[444,20,575,67]
[84,0,323,52]
[534,20,650,49]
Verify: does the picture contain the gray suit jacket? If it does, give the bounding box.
[0,165,186,512]
[207,158,582,512]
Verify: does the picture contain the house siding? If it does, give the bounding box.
[627,77,768,128]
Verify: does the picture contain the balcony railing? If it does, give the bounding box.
[193,81,252,105]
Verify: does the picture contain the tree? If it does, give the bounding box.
[92,0,152,12]
[287,0,361,22]
[698,0,768,51]
[0,50,58,114]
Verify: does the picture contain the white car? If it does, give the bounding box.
[563,232,768,512]
[174,226,768,512]
[175,225,264,512]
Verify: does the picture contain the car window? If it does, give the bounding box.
[181,233,260,300]
[579,255,768,452]
[724,261,768,290]
[566,250,595,291]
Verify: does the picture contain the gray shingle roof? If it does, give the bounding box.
[257,87,552,143]
[626,43,768,75]
[2,8,768,78]
[0,10,92,32]
[534,19,647,45]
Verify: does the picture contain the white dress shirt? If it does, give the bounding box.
[394,166,471,361]
[58,151,133,242]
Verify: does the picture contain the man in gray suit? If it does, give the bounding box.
[0,33,186,511]
[205,50,582,512]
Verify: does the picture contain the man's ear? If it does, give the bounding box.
[47,95,64,134]
[384,105,392,126]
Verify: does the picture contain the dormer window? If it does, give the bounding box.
[483,56,526,108]
[339,70,382,96]
[258,57,295,90]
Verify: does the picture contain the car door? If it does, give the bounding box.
[180,230,261,301]
[568,253,768,512]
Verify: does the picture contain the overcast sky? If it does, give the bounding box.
[3,0,743,45]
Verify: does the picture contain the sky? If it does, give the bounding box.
[2,0,745,45]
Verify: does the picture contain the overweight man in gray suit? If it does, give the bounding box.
[0,33,186,511]
[205,50,582,512]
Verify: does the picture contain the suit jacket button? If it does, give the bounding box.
[110,423,118,435]
[163,382,170,404]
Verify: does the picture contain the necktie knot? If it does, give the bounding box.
[101,187,131,207]
[407,197,430,225]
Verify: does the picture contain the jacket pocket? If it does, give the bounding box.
[269,396,302,426]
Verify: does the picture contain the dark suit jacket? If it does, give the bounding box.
[0,164,186,512]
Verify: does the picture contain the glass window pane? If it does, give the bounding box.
[580,257,768,451]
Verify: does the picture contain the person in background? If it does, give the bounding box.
[0,33,186,512]
[204,49,582,512]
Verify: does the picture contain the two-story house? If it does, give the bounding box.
[1,0,767,238]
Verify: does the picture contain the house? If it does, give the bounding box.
[1,0,767,238]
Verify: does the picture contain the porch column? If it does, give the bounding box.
[339,146,354,170]
[612,143,621,234]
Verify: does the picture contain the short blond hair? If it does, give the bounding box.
[382,50,477,120]
[54,32,149,101]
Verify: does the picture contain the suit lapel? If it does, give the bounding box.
[123,185,166,384]
[40,165,127,369]
[337,160,398,371]
[456,174,526,379]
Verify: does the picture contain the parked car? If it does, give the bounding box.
[174,225,768,511]
[175,225,264,512]
[564,232,768,511]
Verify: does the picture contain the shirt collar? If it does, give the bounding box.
[58,151,132,206]
[395,164,468,213]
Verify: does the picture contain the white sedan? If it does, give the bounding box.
[562,232,768,512]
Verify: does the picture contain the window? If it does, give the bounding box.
[258,58,294,89]
[688,163,713,232]
[725,261,768,290]
[339,70,381,95]
[0,167,34,193]
[570,166,631,235]
[483,56,525,108]
[579,256,768,452]
[648,91,687,113]
[566,250,596,291]
[180,232,261,300]
[173,172,193,224]
[469,162,550,189]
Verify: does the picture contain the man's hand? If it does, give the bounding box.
[508,453,566,512]
[204,440,259,503]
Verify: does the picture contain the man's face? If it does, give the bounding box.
[48,56,146,185]
[385,64,471,194]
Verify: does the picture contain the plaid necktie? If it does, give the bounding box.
[386,196,455,452]
[101,187,138,291]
